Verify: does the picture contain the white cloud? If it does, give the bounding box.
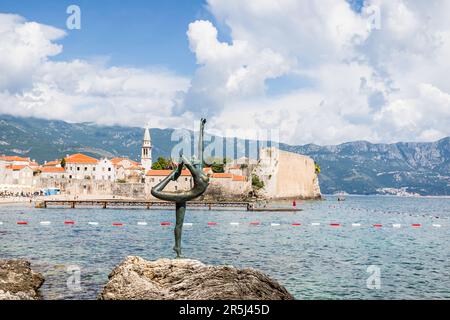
[0,13,190,129]
[2,1,450,146]
[182,0,450,145]
[183,20,291,116]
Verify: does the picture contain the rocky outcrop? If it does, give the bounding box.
[99,256,293,300]
[0,259,44,300]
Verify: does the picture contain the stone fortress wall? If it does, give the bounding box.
[253,147,321,199]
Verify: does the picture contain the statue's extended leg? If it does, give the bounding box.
[174,201,186,258]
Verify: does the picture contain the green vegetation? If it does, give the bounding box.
[116,179,126,183]
[211,164,224,173]
[252,174,264,190]
[151,157,174,170]
[60,158,66,168]
[2,114,450,196]
[206,157,231,173]
[315,162,321,174]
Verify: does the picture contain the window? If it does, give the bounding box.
[108,167,111,172]
[93,167,96,171]
[69,175,72,179]
[175,186,177,191]
[84,167,88,171]
[77,167,80,171]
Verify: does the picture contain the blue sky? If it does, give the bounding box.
[0,0,362,76]
[0,0,217,75]
[0,0,448,145]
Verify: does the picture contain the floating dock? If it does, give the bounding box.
[35,199,302,212]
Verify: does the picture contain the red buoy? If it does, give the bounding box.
[373,224,382,228]
[64,220,75,225]
[160,222,171,226]
[330,223,341,227]
[17,221,28,225]
[207,222,218,226]
[112,223,123,226]
[291,223,301,226]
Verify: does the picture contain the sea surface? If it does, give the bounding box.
[0,195,449,300]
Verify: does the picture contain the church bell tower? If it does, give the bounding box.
[141,126,152,172]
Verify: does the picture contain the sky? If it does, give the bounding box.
[0,0,449,146]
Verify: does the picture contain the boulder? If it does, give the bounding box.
[99,256,293,300]
[0,259,45,300]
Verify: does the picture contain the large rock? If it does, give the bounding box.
[0,259,45,300]
[99,256,294,300]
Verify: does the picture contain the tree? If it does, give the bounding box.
[211,162,225,173]
[151,157,173,170]
[60,158,66,168]
[252,174,264,190]
[207,157,228,173]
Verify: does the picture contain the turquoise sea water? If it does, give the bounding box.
[0,195,449,300]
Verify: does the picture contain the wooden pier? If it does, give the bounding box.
[35,199,302,212]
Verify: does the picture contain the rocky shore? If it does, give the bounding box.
[0,259,44,300]
[99,256,294,300]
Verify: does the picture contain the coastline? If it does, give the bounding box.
[2,193,450,208]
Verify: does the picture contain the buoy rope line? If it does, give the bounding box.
[0,221,444,228]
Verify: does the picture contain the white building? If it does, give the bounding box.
[96,158,116,181]
[0,161,7,184]
[141,127,152,172]
[40,167,66,179]
[64,154,118,181]
[5,165,35,186]
[0,155,32,166]
[145,169,193,196]
[65,153,99,180]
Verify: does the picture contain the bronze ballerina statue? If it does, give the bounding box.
[151,118,209,258]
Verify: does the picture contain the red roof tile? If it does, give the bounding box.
[146,169,191,176]
[232,175,247,181]
[40,167,66,173]
[65,153,98,164]
[211,173,233,179]
[43,160,61,167]
[6,165,29,171]
[0,156,30,162]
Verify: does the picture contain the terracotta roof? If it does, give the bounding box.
[146,169,191,176]
[111,157,139,166]
[43,160,61,167]
[211,172,233,179]
[65,153,98,164]
[0,156,30,162]
[128,165,142,170]
[111,157,125,165]
[6,165,29,171]
[40,167,66,173]
[29,161,39,167]
[232,175,247,182]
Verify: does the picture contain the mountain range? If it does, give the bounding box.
[1,114,449,196]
